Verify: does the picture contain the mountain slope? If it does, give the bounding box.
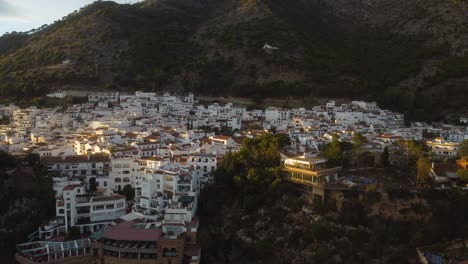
[0,0,466,120]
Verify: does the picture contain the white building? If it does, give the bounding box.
[54,184,126,234]
[426,138,459,157]
[135,163,201,221]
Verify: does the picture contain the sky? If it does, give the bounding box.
[0,0,142,35]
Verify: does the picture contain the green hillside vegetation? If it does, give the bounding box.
[0,152,55,263]
[0,0,467,120]
[199,133,468,263]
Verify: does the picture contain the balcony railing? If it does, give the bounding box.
[283,165,342,176]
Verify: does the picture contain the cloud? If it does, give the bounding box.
[0,0,19,16]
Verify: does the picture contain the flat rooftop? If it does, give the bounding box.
[286,156,327,163]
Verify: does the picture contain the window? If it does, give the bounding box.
[77,189,81,193]
[106,204,114,209]
[94,205,105,210]
[103,181,107,187]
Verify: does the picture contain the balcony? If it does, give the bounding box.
[283,165,342,177]
[102,240,157,254]
[177,187,191,193]
[177,179,191,185]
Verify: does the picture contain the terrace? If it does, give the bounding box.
[16,239,92,263]
[98,220,162,259]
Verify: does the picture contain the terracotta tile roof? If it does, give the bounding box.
[63,184,83,190]
[141,156,164,161]
[41,155,110,164]
[140,147,159,151]
[379,134,401,139]
[211,135,231,140]
[124,133,138,138]
[92,194,125,202]
[102,221,162,242]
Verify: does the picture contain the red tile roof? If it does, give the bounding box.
[63,184,83,190]
[102,221,162,242]
[211,135,231,140]
[41,155,110,164]
[92,194,125,202]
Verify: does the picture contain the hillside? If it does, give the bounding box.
[0,153,55,263]
[198,134,468,263]
[0,0,467,120]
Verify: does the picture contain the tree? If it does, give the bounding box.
[323,134,353,167]
[121,184,135,200]
[457,169,468,182]
[416,158,432,189]
[0,151,16,169]
[0,117,10,125]
[382,146,389,167]
[153,68,167,87]
[459,140,468,158]
[214,133,290,208]
[352,133,367,167]
[323,134,342,166]
[352,133,366,148]
[405,140,427,159]
[108,145,116,154]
